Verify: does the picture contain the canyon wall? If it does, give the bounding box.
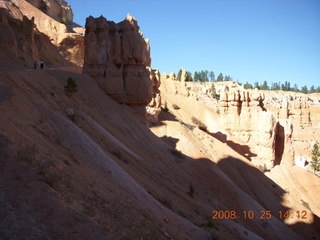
[25,0,74,23]
[159,76,320,170]
[83,14,160,117]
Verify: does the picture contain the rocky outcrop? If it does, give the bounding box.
[83,14,158,108]
[0,1,77,68]
[276,99,311,128]
[220,89,278,169]
[0,3,38,63]
[25,0,74,23]
[146,69,161,122]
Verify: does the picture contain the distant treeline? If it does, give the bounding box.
[176,68,320,94]
[243,81,320,94]
[177,69,232,82]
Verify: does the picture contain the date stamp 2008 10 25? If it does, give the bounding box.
[212,210,308,220]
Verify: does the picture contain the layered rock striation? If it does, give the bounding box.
[83,14,159,110]
[219,89,279,169]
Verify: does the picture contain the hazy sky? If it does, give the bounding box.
[68,0,320,88]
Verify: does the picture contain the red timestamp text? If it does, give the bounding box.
[212,210,308,220]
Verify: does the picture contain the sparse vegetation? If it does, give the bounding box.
[162,102,169,112]
[311,142,320,174]
[191,117,207,132]
[64,77,78,96]
[172,104,180,110]
[258,164,269,173]
[60,17,68,26]
[179,120,195,131]
[210,83,218,99]
[301,199,311,210]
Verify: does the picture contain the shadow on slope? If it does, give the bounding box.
[216,157,320,240]
[210,131,257,160]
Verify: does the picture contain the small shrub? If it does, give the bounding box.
[179,120,195,131]
[172,104,180,110]
[64,77,78,96]
[301,199,311,210]
[191,117,207,132]
[258,164,269,173]
[60,17,68,26]
[210,84,217,98]
[162,102,169,112]
[311,142,320,174]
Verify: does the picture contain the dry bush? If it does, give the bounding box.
[191,117,207,132]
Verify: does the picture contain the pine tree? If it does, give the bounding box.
[311,142,320,173]
[64,77,78,96]
[194,71,199,82]
[186,71,193,82]
[260,80,269,90]
[310,86,316,93]
[217,73,223,82]
[301,85,308,94]
[244,82,253,89]
[209,71,215,82]
[224,75,232,81]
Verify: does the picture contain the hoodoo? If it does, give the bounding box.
[83,14,160,116]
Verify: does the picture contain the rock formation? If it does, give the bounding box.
[219,89,278,169]
[146,69,162,122]
[0,1,81,67]
[83,14,159,112]
[25,0,74,23]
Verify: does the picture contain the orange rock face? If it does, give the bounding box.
[219,89,278,169]
[83,14,159,108]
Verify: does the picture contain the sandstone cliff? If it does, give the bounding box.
[83,14,160,115]
[26,0,74,23]
[0,1,73,68]
[6,0,84,66]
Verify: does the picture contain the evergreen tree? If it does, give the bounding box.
[271,82,280,90]
[210,83,217,98]
[260,80,269,90]
[209,71,215,82]
[224,75,232,81]
[177,69,182,81]
[244,82,253,89]
[186,71,193,82]
[310,86,316,93]
[217,73,224,82]
[254,81,260,89]
[194,71,199,82]
[294,84,299,92]
[301,85,308,94]
[311,142,320,173]
[64,77,78,96]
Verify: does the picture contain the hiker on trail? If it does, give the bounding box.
[33,61,37,70]
[40,60,44,69]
